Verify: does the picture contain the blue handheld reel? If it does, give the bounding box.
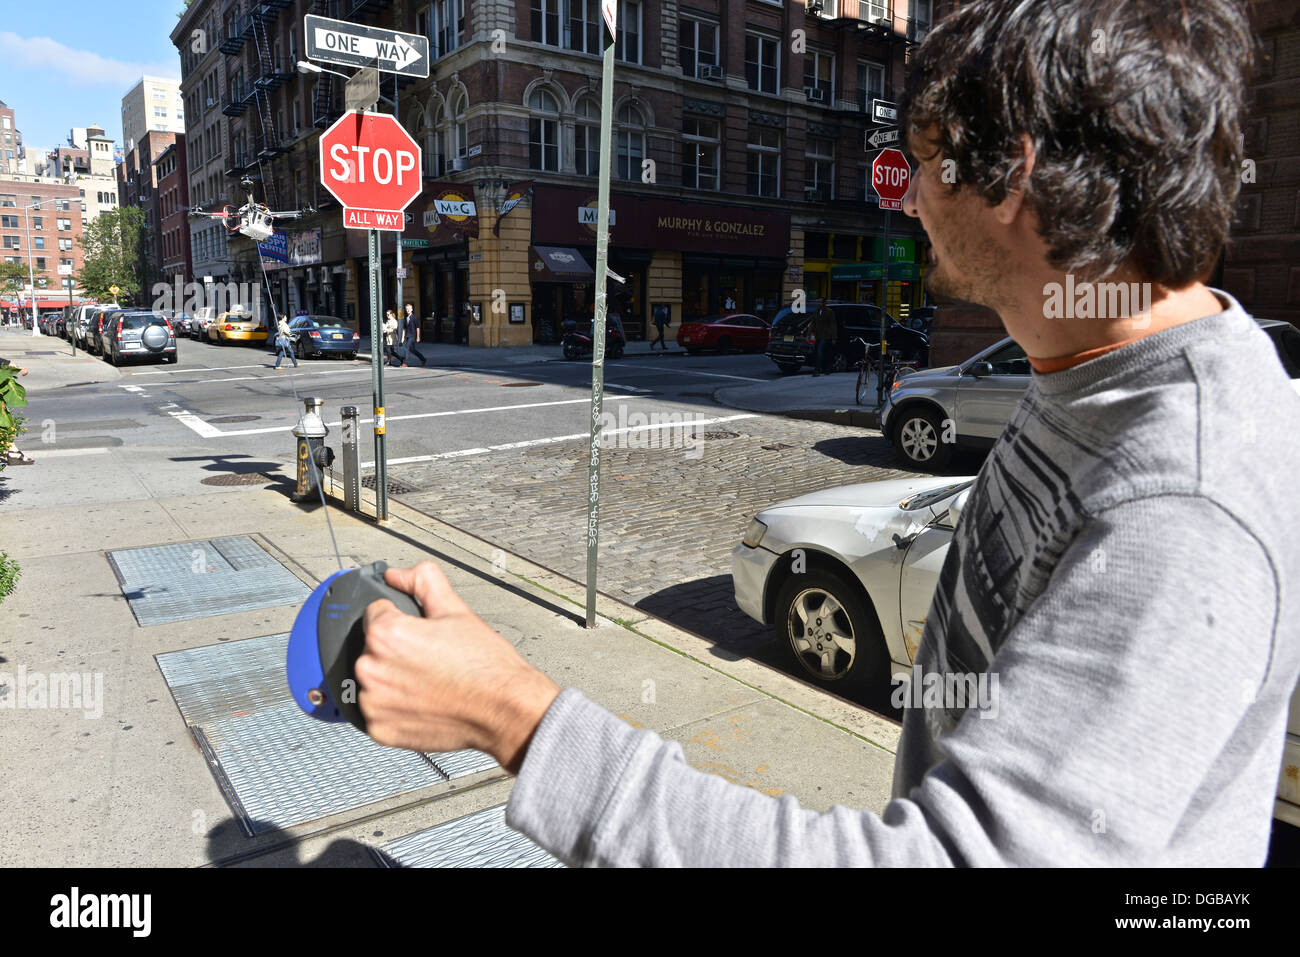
[286,560,423,730]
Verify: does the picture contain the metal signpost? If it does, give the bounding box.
[870,146,911,403]
[585,0,618,628]
[316,108,422,523]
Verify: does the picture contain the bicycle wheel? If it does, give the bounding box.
[856,364,870,405]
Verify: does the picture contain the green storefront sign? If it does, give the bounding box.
[400,239,430,248]
[829,262,920,281]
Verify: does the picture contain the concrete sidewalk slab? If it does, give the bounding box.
[714,368,884,429]
[1,469,903,866]
[0,330,122,391]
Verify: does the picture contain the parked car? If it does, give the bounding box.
[732,475,975,694]
[190,307,217,341]
[881,317,1300,471]
[906,305,937,335]
[676,313,770,354]
[102,310,177,366]
[207,309,268,345]
[765,301,929,374]
[87,307,118,356]
[286,315,359,359]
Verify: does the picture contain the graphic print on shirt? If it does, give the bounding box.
[919,388,1113,735]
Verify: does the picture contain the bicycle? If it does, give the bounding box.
[855,339,920,407]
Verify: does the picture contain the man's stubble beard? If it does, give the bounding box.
[924,210,1009,313]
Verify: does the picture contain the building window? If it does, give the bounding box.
[857,60,885,111]
[574,97,600,176]
[745,32,780,95]
[528,90,560,171]
[2,236,19,249]
[58,218,71,231]
[35,257,46,271]
[0,215,16,229]
[0,195,15,207]
[803,49,835,104]
[678,17,719,78]
[154,107,168,118]
[31,216,41,229]
[616,104,645,181]
[451,91,468,158]
[806,138,835,201]
[34,237,45,250]
[616,0,641,63]
[682,116,720,190]
[433,0,465,58]
[532,0,562,46]
[60,238,73,251]
[859,0,890,21]
[568,0,601,54]
[909,0,932,40]
[427,100,448,176]
[747,128,781,197]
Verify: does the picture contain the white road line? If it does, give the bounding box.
[185,367,365,385]
[164,396,632,439]
[615,362,766,383]
[35,447,111,458]
[128,363,266,376]
[605,383,655,393]
[120,384,145,392]
[361,413,758,467]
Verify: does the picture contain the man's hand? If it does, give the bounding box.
[355,562,561,774]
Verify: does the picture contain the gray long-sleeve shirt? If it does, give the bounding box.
[507,290,1300,866]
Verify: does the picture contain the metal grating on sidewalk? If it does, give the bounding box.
[107,537,310,626]
[374,805,563,868]
[156,632,502,836]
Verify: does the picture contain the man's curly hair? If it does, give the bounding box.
[900,0,1256,286]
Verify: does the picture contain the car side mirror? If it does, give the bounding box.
[946,488,971,527]
[967,361,993,377]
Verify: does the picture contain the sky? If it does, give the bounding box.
[0,0,184,160]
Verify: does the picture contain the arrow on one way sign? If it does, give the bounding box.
[305,15,430,78]
[866,127,900,149]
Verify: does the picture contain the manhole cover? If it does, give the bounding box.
[500,382,542,388]
[361,475,419,495]
[761,442,797,451]
[201,472,277,486]
[699,431,741,440]
[208,414,262,424]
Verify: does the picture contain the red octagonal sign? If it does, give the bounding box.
[871,147,910,211]
[319,110,423,230]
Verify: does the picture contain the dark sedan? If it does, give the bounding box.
[287,315,360,359]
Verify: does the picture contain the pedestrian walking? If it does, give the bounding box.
[272,315,298,370]
[401,302,425,368]
[383,308,400,365]
[650,304,669,351]
[810,297,837,376]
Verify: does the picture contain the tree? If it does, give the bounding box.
[0,261,35,295]
[76,205,144,301]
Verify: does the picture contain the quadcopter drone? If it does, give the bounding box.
[188,176,314,243]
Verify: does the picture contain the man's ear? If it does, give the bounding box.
[994,133,1036,225]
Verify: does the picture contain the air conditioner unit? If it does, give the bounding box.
[805,86,827,103]
[698,64,724,81]
[874,16,892,26]
[804,185,820,195]
[205,97,215,108]
[448,156,467,172]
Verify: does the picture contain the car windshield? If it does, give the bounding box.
[899,480,976,511]
[117,313,156,330]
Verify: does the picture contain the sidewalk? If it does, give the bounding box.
[354,335,685,366]
[0,328,122,391]
[0,394,902,866]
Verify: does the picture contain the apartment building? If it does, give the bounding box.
[117,130,180,292]
[0,102,26,176]
[155,142,194,284]
[0,181,86,295]
[122,76,187,154]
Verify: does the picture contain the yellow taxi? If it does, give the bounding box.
[206,308,269,345]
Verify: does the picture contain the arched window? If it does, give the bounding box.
[616,104,646,182]
[528,89,560,172]
[574,96,599,176]
[451,91,468,159]
[431,100,448,176]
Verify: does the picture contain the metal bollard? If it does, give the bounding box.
[340,405,360,512]
[291,397,334,503]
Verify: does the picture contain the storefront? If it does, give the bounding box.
[806,232,926,317]
[530,186,790,337]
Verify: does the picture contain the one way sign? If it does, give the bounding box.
[305,14,430,78]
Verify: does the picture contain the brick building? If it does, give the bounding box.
[117,130,179,293]
[173,0,936,345]
[0,102,26,176]
[0,180,85,295]
[154,142,193,284]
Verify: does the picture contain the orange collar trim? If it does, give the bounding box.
[1027,333,1152,373]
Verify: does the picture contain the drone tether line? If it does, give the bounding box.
[242,162,344,574]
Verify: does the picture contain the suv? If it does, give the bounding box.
[765,301,929,374]
[102,310,178,366]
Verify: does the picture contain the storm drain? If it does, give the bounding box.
[374,805,562,868]
[107,536,309,626]
[361,475,419,495]
[156,632,501,836]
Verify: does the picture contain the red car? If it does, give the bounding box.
[676,313,770,354]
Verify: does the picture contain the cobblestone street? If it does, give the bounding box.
[393,414,919,658]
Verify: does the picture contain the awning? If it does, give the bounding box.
[530,246,595,283]
[830,262,920,281]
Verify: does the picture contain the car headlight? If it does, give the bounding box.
[742,518,768,548]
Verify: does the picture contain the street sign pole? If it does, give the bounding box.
[368,226,388,522]
[393,74,403,321]
[585,10,617,629]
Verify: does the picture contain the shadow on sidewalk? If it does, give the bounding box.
[205,815,379,867]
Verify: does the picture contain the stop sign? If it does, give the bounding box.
[319,110,422,230]
[871,148,910,210]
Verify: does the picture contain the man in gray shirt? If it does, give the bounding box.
[349,0,1300,865]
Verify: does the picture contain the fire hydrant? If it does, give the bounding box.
[291,397,335,503]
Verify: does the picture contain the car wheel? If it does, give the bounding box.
[772,567,888,695]
[892,406,953,471]
[295,339,305,359]
[109,349,120,367]
[831,351,848,374]
[347,351,358,360]
[774,361,802,375]
[562,340,582,361]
